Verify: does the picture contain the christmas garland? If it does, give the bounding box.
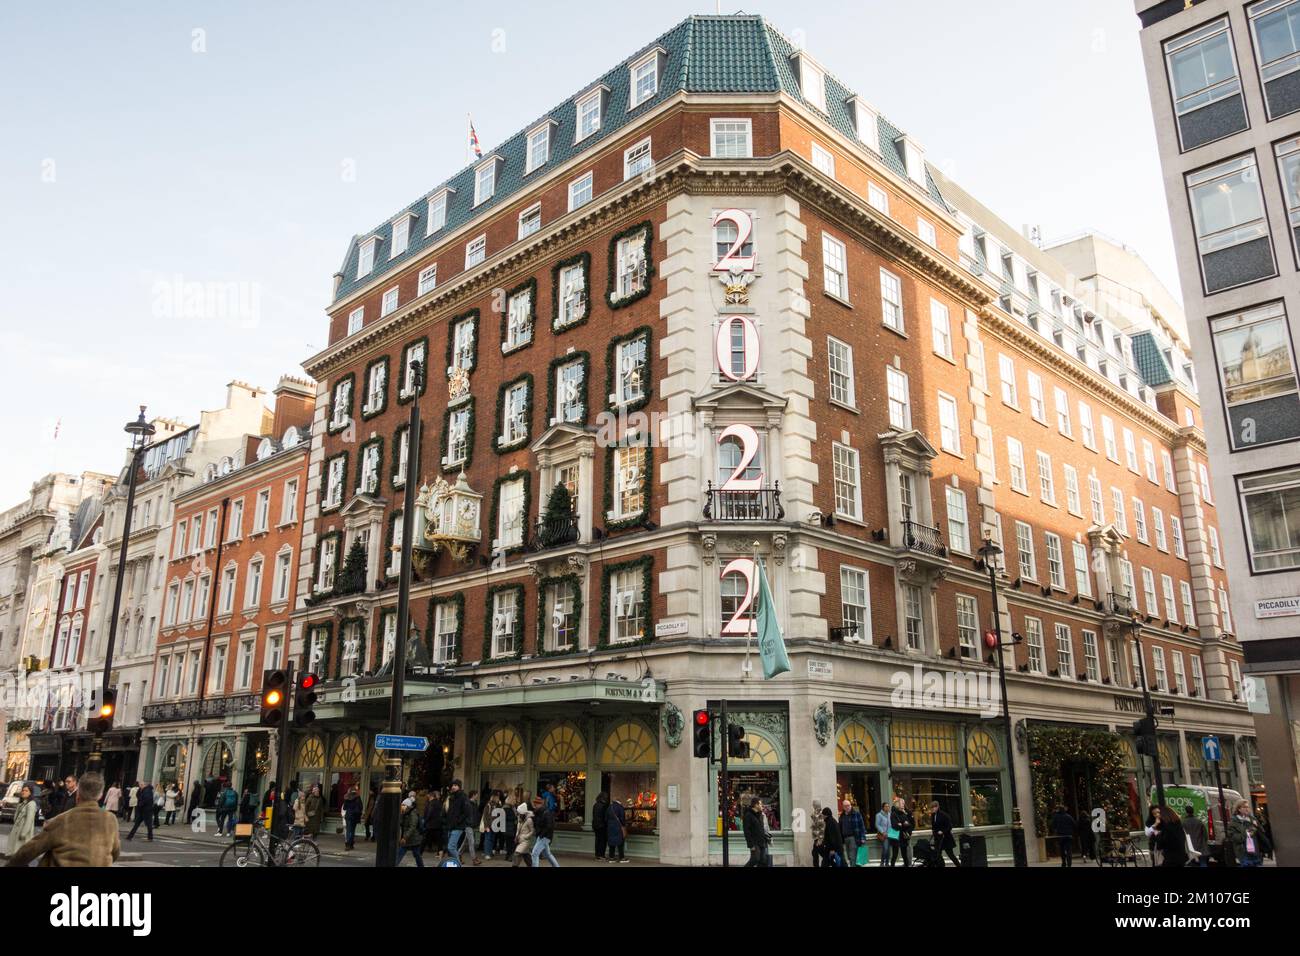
[493,373,534,454]
[487,470,533,557]
[598,554,655,648]
[444,309,480,373]
[544,351,590,427]
[307,529,344,602]
[535,573,584,657]
[431,592,466,664]
[482,582,526,662]
[500,278,538,356]
[397,335,430,405]
[356,435,385,497]
[320,451,348,513]
[338,615,367,680]
[604,325,653,415]
[327,373,356,435]
[602,438,654,533]
[440,397,476,473]
[1026,726,1130,835]
[605,219,655,310]
[551,251,592,333]
[360,357,390,421]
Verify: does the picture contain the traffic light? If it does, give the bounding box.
[87,688,116,734]
[727,722,750,759]
[692,709,711,758]
[1132,717,1157,756]
[260,669,290,727]
[293,672,319,727]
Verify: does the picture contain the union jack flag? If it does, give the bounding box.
[468,118,483,161]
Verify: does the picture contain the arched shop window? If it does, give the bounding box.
[717,728,786,835]
[599,720,658,834]
[329,734,364,813]
[159,742,187,790]
[479,724,526,800]
[890,719,960,828]
[835,718,882,818]
[295,734,326,790]
[965,728,1005,826]
[535,722,588,827]
[200,739,235,807]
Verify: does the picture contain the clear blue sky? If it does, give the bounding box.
[0,0,1173,504]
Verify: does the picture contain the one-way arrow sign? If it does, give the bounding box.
[375,733,429,752]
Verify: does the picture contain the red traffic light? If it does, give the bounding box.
[695,709,710,726]
[301,674,317,690]
[984,630,998,649]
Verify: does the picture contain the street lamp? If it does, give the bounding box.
[1128,612,1166,812]
[88,407,156,775]
[375,361,423,867]
[978,537,1028,868]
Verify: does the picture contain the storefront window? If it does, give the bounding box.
[718,731,782,832]
[892,772,962,828]
[480,724,526,801]
[889,719,961,826]
[536,722,588,827]
[968,775,1005,826]
[835,718,882,815]
[599,720,658,833]
[329,734,364,812]
[159,742,187,790]
[295,734,326,791]
[200,739,234,807]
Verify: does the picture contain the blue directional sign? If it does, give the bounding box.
[375,733,429,752]
[1202,735,1222,763]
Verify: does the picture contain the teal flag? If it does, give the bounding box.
[755,558,790,679]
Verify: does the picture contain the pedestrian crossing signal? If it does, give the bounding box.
[260,670,290,726]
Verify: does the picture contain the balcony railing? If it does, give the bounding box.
[533,513,580,550]
[143,692,260,724]
[703,483,784,522]
[901,520,947,558]
[829,623,861,642]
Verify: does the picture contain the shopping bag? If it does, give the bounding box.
[856,844,870,866]
[887,827,900,841]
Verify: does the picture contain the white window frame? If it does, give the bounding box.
[623,137,653,181]
[710,118,752,158]
[568,172,593,211]
[465,234,487,269]
[827,337,855,408]
[832,442,862,521]
[822,233,848,300]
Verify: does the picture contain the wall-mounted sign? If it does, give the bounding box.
[808,659,833,679]
[1255,596,1300,619]
[655,618,689,638]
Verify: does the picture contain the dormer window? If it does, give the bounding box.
[629,49,664,108]
[897,134,927,187]
[357,237,378,279]
[525,121,555,173]
[846,96,878,150]
[575,85,607,141]
[790,51,827,113]
[427,188,452,235]
[474,156,503,206]
[390,213,413,258]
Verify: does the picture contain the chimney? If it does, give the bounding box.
[272,375,316,437]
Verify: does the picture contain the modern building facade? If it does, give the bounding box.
[287,13,1254,864]
[1137,0,1300,863]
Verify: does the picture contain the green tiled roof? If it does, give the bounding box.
[333,15,945,304]
[1131,331,1173,387]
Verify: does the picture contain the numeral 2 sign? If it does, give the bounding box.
[712,208,755,273]
[720,557,757,635]
[717,423,763,490]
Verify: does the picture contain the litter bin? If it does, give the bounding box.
[959,832,988,867]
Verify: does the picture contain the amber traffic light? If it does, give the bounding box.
[260,669,290,727]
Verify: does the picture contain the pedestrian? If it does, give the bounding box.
[423,788,443,854]
[840,800,866,867]
[222,783,239,834]
[152,783,164,828]
[396,797,425,867]
[592,791,609,860]
[104,781,122,817]
[127,781,140,822]
[1075,809,1096,864]
[188,780,203,823]
[542,781,559,814]
[929,801,960,867]
[1051,805,1076,867]
[810,799,826,867]
[291,787,307,838]
[261,783,278,828]
[305,783,324,837]
[163,783,180,826]
[821,806,846,867]
[364,783,378,842]
[342,787,363,850]
[1227,800,1263,867]
[1258,806,1275,861]
[1182,807,1208,867]
[1148,805,1189,867]
[530,795,560,867]
[47,775,78,819]
[889,797,914,867]
[126,780,155,841]
[480,790,502,859]
[463,789,480,865]
[6,784,38,857]
[606,795,628,862]
[214,782,231,836]
[874,801,892,867]
[5,773,120,868]
[444,779,473,863]
[742,797,772,867]
[512,802,535,867]
[239,786,257,825]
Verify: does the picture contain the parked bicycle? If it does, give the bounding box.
[219,819,320,868]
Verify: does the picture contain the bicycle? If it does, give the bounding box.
[219,820,320,868]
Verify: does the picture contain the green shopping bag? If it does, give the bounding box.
[855,843,870,866]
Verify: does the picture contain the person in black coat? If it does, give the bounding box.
[888,798,915,867]
[592,791,610,860]
[126,781,155,841]
[1150,805,1189,867]
[1051,806,1076,867]
[239,786,257,824]
[742,797,771,867]
[422,788,443,852]
[820,806,845,867]
[341,787,363,850]
[1075,810,1096,863]
[929,801,960,867]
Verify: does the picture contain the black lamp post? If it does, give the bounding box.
[375,361,422,867]
[87,407,156,775]
[978,537,1028,868]
[1129,613,1166,812]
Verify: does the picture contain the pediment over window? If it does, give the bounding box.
[531,423,596,464]
[340,493,387,518]
[693,382,786,425]
[878,429,939,474]
[1087,524,1124,552]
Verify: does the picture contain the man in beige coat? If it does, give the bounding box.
[5,772,121,867]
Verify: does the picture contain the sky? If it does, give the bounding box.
[0,0,1178,505]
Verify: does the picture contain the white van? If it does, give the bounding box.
[1150,783,1245,849]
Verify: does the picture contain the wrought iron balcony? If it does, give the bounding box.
[533,512,580,550]
[143,693,260,724]
[702,482,784,522]
[829,623,861,642]
[901,520,947,558]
